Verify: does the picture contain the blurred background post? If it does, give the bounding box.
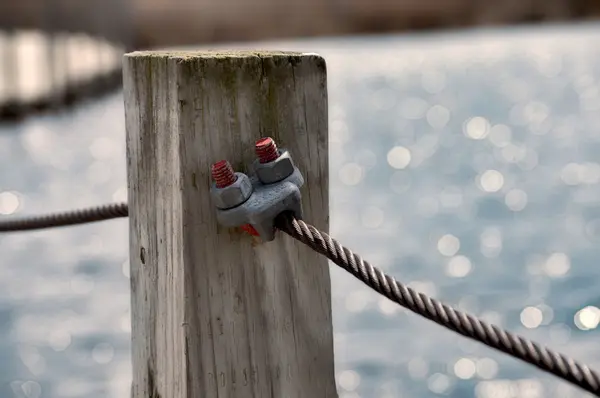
[2,0,600,120]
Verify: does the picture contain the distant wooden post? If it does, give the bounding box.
[123,51,337,398]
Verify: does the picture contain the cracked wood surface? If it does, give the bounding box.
[123,51,337,398]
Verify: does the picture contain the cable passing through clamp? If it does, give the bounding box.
[209,137,304,241]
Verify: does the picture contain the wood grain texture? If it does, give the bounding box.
[123,50,336,398]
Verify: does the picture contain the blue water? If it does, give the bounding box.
[2,23,600,398]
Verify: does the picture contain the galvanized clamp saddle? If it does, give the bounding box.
[209,137,304,242]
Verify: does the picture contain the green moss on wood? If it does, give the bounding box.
[125,50,307,61]
[128,49,325,171]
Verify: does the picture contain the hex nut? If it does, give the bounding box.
[253,150,295,184]
[210,172,253,210]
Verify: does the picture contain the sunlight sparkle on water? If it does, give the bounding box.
[0,191,21,215]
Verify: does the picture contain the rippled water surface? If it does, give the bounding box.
[2,23,600,398]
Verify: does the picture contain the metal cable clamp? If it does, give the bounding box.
[209,137,304,241]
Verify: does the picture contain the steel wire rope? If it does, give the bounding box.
[1,204,599,396]
[0,202,128,232]
[274,212,600,397]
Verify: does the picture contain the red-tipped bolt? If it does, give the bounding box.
[255,137,280,163]
[211,160,237,188]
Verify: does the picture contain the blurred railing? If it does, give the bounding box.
[0,0,132,121]
[131,0,600,48]
[2,0,600,121]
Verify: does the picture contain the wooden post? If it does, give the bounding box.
[123,51,337,398]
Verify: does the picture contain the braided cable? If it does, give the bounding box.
[0,202,128,232]
[275,212,600,396]
[2,203,599,395]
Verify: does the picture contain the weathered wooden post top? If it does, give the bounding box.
[123,50,337,397]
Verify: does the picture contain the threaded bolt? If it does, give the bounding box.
[211,160,237,188]
[255,137,280,163]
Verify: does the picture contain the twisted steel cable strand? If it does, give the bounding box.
[274,212,600,396]
[0,202,128,232]
[2,203,599,395]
